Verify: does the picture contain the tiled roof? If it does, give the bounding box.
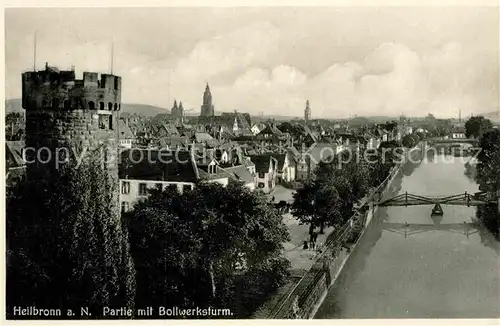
[119,149,199,182]
[118,120,135,139]
[159,122,181,137]
[195,132,215,143]
[249,154,277,173]
[159,136,189,148]
[224,165,255,184]
[6,140,25,167]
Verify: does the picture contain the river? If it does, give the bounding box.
[315,151,500,318]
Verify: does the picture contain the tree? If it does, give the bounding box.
[402,133,421,148]
[126,182,290,315]
[6,148,135,318]
[475,129,500,190]
[465,116,493,139]
[292,150,372,238]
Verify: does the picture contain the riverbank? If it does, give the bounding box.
[259,145,423,319]
[315,149,499,318]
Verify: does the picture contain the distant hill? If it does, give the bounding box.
[5,99,22,113]
[5,99,169,117]
[121,103,169,116]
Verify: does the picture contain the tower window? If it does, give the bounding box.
[114,78,119,90]
[114,103,118,111]
[108,102,113,111]
[88,101,95,110]
[99,102,105,110]
[109,115,113,130]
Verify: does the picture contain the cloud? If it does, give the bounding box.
[210,41,497,118]
[6,8,497,119]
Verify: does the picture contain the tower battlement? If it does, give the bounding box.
[22,63,122,112]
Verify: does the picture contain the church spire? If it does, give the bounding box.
[173,100,178,109]
[304,100,311,123]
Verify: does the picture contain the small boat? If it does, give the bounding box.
[431,203,444,216]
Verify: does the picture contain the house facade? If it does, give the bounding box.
[119,147,255,212]
[250,154,278,193]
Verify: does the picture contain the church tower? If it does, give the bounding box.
[304,100,311,123]
[171,100,180,120]
[200,83,215,117]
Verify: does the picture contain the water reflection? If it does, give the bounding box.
[315,148,500,319]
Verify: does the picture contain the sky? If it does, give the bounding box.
[5,7,499,118]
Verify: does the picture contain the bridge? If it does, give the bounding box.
[376,191,497,208]
[427,138,478,145]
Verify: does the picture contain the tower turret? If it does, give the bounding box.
[22,64,121,208]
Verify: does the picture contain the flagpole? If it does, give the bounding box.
[33,30,37,71]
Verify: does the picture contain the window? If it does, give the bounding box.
[139,183,147,196]
[121,181,130,194]
[109,115,113,130]
[99,102,105,110]
[114,103,118,111]
[258,182,265,188]
[121,201,129,213]
[108,102,113,111]
[259,172,265,178]
[114,78,119,90]
[98,115,107,130]
[88,101,95,110]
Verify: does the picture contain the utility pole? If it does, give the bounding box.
[110,39,114,75]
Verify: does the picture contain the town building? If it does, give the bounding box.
[451,126,467,139]
[118,119,136,149]
[119,147,256,211]
[249,154,278,193]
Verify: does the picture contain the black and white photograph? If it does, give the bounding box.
[4,3,500,320]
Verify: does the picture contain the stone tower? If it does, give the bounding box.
[22,63,122,210]
[200,83,215,117]
[304,100,311,122]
